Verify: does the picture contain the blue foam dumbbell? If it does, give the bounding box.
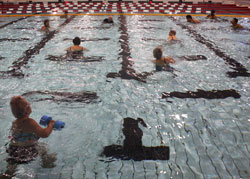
[40,115,65,130]
[40,115,52,126]
[53,120,65,130]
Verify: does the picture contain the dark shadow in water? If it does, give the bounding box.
[101,117,170,161]
[0,56,5,60]
[0,17,28,30]
[141,37,166,42]
[0,38,30,42]
[168,16,250,78]
[162,89,240,100]
[73,26,111,30]
[138,26,163,30]
[0,16,76,78]
[138,19,165,22]
[45,54,105,63]
[106,15,154,83]
[178,55,207,61]
[22,90,99,103]
[12,27,36,30]
[63,37,110,42]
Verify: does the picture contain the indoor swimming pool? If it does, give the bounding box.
[0,14,249,178]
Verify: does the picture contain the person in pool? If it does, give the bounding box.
[66,37,87,52]
[152,46,175,71]
[207,10,216,19]
[60,10,68,19]
[168,30,178,41]
[8,96,55,161]
[231,18,243,29]
[186,15,200,24]
[66,37,88,59]
[103,16,114,24]
[1,96,57,177]
[41,19,50,31]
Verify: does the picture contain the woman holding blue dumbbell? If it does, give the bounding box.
[6,96,57,169]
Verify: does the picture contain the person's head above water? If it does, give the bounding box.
[211,10,215,15]
[153,47,163,60]
[169,30,176,36]
[73,37,81,46]
[108,16,113,22]
[186,15,192,22]
[44,19,50,27]
[232,18,238,25]
[10,96,31,119]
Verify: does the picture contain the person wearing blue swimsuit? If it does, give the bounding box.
[1,96,56,177]
[152,46,175,71]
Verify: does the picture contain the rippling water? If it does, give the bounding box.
[0,15,249,178]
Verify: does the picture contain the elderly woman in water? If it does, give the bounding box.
[7,96,56,165]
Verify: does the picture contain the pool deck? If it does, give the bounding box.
[0,2,250,17]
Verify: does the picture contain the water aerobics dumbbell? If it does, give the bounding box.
[40,115,65,130]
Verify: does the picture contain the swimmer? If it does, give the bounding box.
[66,37,87,52]
[186,15,200,24]
[60,10,68,19]
[41,19,50,31]
[103,16,114,24]
[7,96,56,163]
[207,10,216,19]
[152,46,175,71]
[168,30,178,41]
[231,18,243,29]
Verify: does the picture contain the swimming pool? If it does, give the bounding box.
[0,15,249,178]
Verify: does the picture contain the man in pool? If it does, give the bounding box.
[231,18,243,29]
[168,30,178,41]
[103,16,114,24]
[41,19,50,31]
[186,15,200,24]
[60,10,68,19]
[153,46,175,71]
[207,10,216,19]
[66,37,88,59]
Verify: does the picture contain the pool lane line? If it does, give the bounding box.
[21,90,99,103]
[0,38,30,42]
[0,16,28,29]
[106,15,153,83]
[162,89,241,101]
[1,13,250,18]
[63,37,110,41]
[168,16,250,78]
[0,15,76,78]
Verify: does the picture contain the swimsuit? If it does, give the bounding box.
[103,19,114,23]
[7,132,40,163]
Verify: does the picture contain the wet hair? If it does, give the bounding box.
[211,10,215,15]
[233,18,238,24]
[186,15,192,19]
[10,96,29,119]
[153,47,163,59]
[73,37,81,45]
[44,19,49,26]
[64,10,68,14]
[170,30,176,35]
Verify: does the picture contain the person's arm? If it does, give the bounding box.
[165,57,175,64]
[66,46,71,52]
[29,118,55,138]
[81,46,88,51]
[167,36,172,41]
[172,36,177,40]
[195,19,200,23]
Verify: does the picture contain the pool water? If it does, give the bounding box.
[0,15,250,178]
